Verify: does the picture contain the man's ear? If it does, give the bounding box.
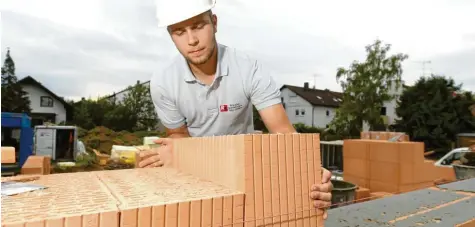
[211,14,218,33]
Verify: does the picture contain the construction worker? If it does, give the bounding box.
[139,0,333,217]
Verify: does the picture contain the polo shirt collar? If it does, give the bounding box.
[183,43,229,83]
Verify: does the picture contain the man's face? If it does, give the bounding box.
[168,12,217,65]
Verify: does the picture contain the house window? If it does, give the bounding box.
[295,110,299,116]
[380,107,387,115]
[301,109,305,115]
[40,96,53,107]
[326,110,330,116]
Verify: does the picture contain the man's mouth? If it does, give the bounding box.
[190,48,204,54]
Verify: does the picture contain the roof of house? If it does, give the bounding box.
[280,84,343,108]
[17,76,72,109]
[103,80,150,100]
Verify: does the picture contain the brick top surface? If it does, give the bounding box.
[1,172,119,224]
[96,168,243,209]
[1,168,243,225]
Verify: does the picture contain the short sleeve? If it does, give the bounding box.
[249,60,282,110]
[149,79,186,129]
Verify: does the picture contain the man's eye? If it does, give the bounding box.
[174,30,184,35]
[195,23,205,29]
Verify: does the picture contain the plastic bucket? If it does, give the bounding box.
[453,164,475,180]
[330,179,357,208]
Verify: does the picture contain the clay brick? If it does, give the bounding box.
[369,192,393,200]
[457,218,475,227]
[151,206,165,226]
[369,141,399,163]
[262,134,273,225]
[343,140,370,160]
[360,131,370,139]
[253,134,264,227]
[355,187,371,203]
[212,197,223,227]
[269,134,281,225]
[370,161,399,184]
[201,198,212,227]
[223,195,234,226]
[21,155,51,175]
[285,134,296,224]
[138,207,152,227]
[233,194,245,227]
[1,146,16,163]
[292,134,303,225]
[369,180,398,194]
[277,134,289,225]
[343,158,370,179]
[165,203,178,227]
[398,142,425,164]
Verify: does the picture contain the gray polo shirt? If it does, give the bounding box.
[149,43,281,137]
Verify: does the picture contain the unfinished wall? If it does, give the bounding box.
[360,131,409,141]
[343,139,456,194]
[1,133,324,227]
[172,133,324,227]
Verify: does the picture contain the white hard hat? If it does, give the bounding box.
[155,0,216,27]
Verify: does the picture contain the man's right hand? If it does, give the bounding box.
[137,138,174,168]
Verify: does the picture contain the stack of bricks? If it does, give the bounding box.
[172,133,324,226]
[360,131,410,141]
[343,139,456,195]
[1,133,324,227]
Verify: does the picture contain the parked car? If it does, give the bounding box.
[434,147,472,167]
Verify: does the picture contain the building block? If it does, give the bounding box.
[2,133,324,227]
[361,131,409,141]
[355,187,371,203]
[343,139,456,196]
[170,133,324,226]
[20,155,51,175]
[1,146,16,164]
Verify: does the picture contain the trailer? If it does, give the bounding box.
[34,125,78,161]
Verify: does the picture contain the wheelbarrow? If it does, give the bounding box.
[452,163,475,180]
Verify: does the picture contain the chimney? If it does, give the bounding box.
[304,82,309,91]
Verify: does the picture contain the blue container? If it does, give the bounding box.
[1,112,33,168]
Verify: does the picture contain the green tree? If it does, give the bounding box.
[120,81,159,131]
[73,100,95,130]
[393,75,475,153]
[1,48,31,113]
[329,39,409,136]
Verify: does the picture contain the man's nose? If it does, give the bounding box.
[186,30,199,46]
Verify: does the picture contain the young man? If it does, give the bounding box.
[140,0,333,217]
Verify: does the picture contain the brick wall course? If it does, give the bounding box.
[2,133,324,227]
[343,139,456,195]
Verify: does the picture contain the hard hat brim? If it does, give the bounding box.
[157,0,216,28]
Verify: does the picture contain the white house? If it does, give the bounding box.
[362,81,404,131]
[280,82,343,128]
[18,76,72,126]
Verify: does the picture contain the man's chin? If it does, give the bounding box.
[187,57,209,65]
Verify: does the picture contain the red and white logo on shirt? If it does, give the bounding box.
[220,104,228,112]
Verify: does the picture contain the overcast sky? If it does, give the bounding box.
[1,0,474,101]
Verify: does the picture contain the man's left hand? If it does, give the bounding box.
[310,167,333,219]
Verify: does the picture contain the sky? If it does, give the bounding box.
[1,0,474,101]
